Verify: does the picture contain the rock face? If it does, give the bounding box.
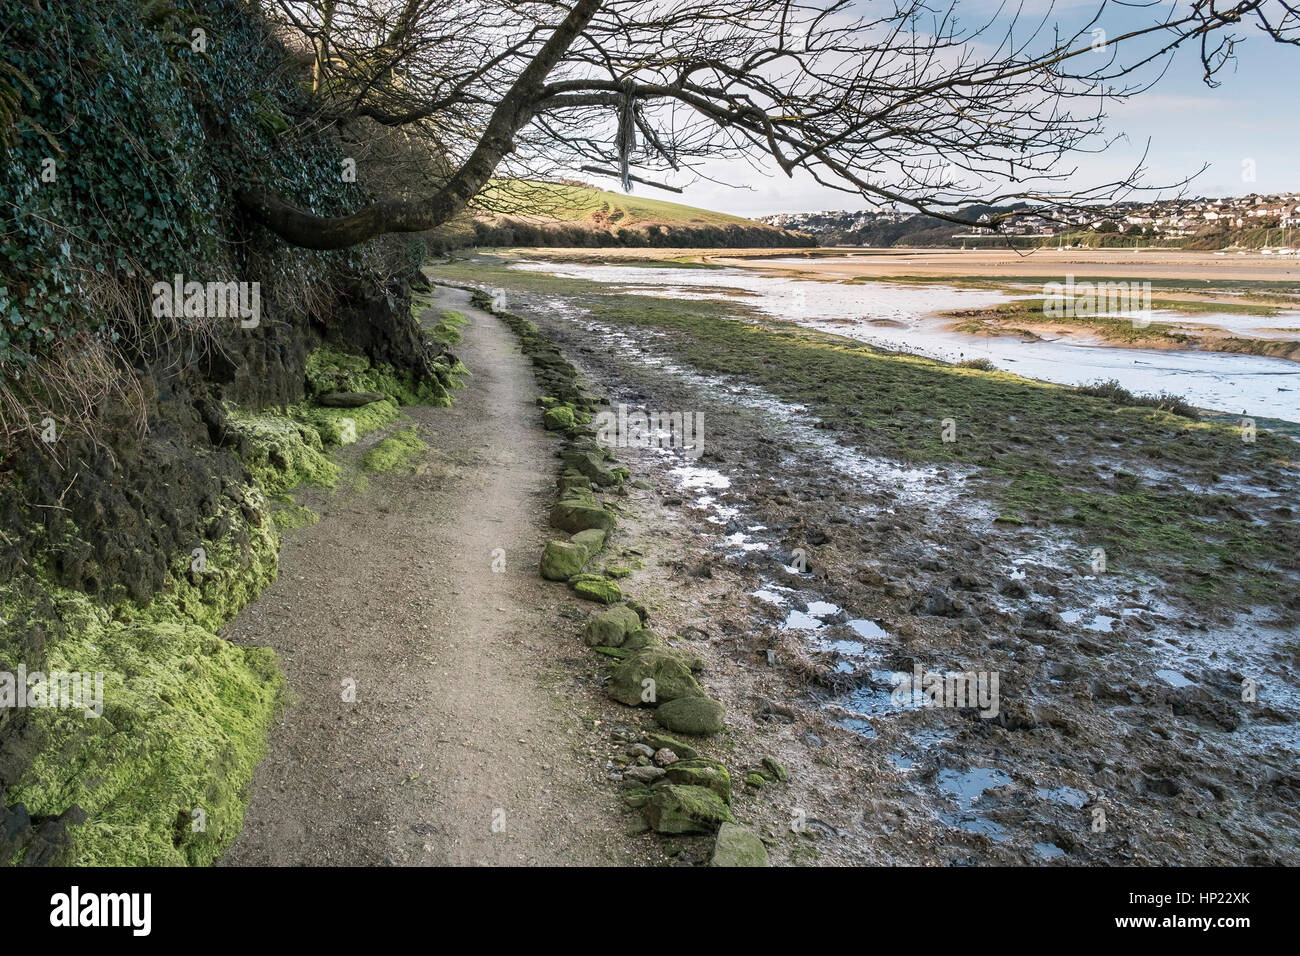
[607,648,704,706]
[643,784,734,834]
[654,696,726,735]
[317,391,387,407]
[710,823,769,867]
[584,604,643,647]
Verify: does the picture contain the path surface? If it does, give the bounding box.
[221,287,629,866]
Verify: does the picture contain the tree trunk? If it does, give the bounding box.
[238,0,604,250]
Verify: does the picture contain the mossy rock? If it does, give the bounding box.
[551,499,616,534]
[655,696,726,735]
[711,823,769,867]
[622,787,654,810]
[540,540,590,581]
[563,449,622,487]
[227,412,339,496]
[541,527,607,582]
[584,603,642,647]
[760,755,790,783]
[557,471,592,497]
[570,574,622,604]
[744,772,766,789]
[643,784,734,835]
[661,757,731,804]
[622,627,662,651]
[607,648,703,707]
[543,405,576,431]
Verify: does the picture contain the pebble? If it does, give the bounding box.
[653,748,678,766]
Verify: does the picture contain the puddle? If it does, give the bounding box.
[1036,786,1089,809]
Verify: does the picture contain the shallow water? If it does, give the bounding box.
[512,261,1300,422]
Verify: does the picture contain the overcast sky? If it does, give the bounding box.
[626,3,1300,216]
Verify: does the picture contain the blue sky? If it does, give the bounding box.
[663,1,1300,215]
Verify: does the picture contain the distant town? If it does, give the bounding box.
[759,192,1300,248]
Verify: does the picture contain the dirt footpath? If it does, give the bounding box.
[220,287,634,866]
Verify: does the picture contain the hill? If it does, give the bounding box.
[433,180,812,249]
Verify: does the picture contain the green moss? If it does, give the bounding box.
[0,493,284,866]
[360,427,427,473]
[431,309,467,346]
[225,411,339,496]
[294,399,400,446]
[305,345,454,408]
[270,502,319,531]
[569,574,623,604]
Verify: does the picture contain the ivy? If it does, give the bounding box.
[0,0,385,367]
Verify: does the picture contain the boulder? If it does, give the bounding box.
[710,823,769,867]
[607,648,704,707]
[655,696,725,735]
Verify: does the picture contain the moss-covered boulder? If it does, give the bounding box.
[564,448,623,487]
[711,823,769,867]
[655,696,726,735]
[551,498,616,534]
[760,755,790,783]
[661,758,731,803]
[557,471,592,497]
[643,784,734,834]
[540,527,607,582]
[583,604,642,647]
[540,539,588,581]
[543,405,576,431]
[570,574,622,604]
[607,648,703,706]
[622,627,662,651]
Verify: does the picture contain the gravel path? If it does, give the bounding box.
[220,287,630,866]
